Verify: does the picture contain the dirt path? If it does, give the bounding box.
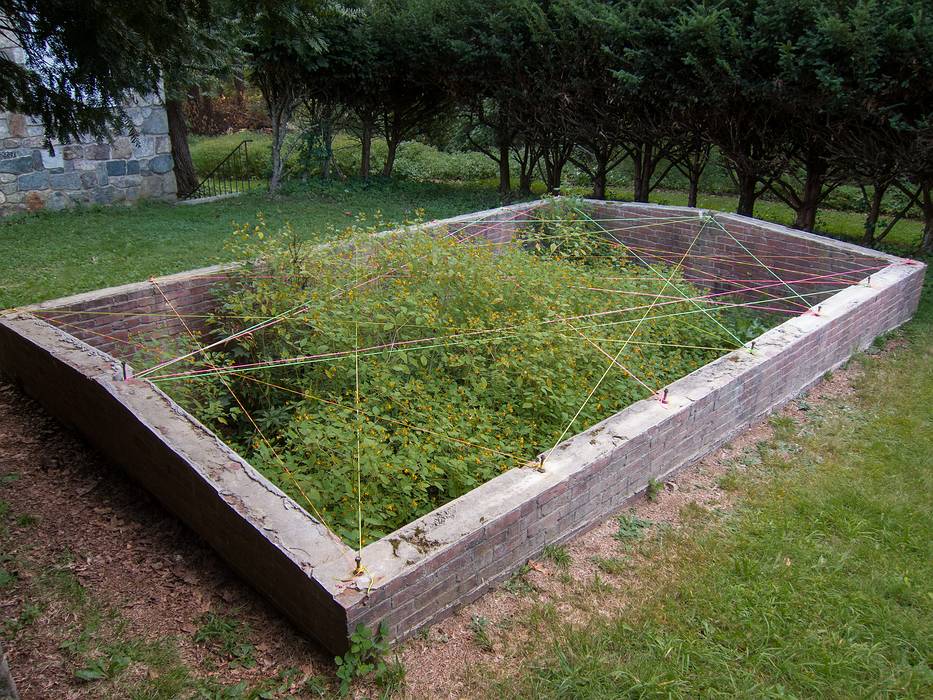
[0,360,860,698]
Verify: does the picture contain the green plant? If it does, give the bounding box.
[4,600,41,636]
[0,179,504,310]
[718,469,741,492]
[16,513,38,527]
[160,208,767,547]
[504,564,536,596]
[470,615,493,652]
[375,656,406,696]
[613,512,652,541]
[645,478,663,503]
[334,621,392,696]
[591,556,628,576]
[519,206,612,265]
[679,501,709,523]
[74,652,130,681]
[588,573,613,595]
[302,674,331,697]
[193,612,256,669]
[542,544,571,569]
[502,282,933,697]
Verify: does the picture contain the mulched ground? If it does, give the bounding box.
[0,377,331,698]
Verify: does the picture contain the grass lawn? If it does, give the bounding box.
[497,276,932,698]
[0,179,501,309]
[0,174,925,310]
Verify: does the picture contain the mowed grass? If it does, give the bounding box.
[501,276,933,698]
[0,179,501,308]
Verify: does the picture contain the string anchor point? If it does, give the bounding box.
[535,454,546,473]
[342,555,375,595]
[748,340,756,353]
[117,361,133,381]
[658,388,669,404]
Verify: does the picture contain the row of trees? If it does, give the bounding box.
[239,0,932,250]
[2,0,931,251]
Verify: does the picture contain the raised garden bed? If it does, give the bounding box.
[140,203,775,548]
[0,199,924,653]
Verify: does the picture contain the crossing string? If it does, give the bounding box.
[543,209,713,461]
[141,283,850,384]
[149,277,337,536]
[134,207,538,381]
[49,207,876,562]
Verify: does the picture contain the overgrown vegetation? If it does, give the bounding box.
[1,194,929,697]
[334,622,394,696]
[154,204,771,545]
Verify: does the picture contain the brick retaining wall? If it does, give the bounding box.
[22,265,234,357]
[0,199,925,653]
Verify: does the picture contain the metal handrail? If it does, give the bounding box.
[184,139,253,200]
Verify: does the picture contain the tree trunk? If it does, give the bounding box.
[792,148,829,231]
[519,168,533,196]
[360,117,373,179]
[592,148,608,200]
[382,135,399,177]
[541,149,566,194]
[516,143,538,196]
[687,175,699,208]
[735,170,758,217]
[863,183,887,247]
[321,106,334,180]
[631,143,654,202]
[166,99,198,198]
[679,140,709,209]
[794,196,820,231]
[921,181,933,255]
[498,139,511,198]
[268,100,291,193]
[234,71,246,107]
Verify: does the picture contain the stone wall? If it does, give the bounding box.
[0,29,177,215]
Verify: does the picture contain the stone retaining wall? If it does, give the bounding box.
[0,29,177,215]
